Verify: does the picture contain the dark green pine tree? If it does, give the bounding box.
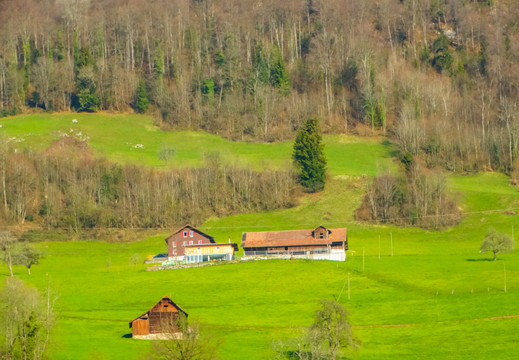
[253,44,270,85]
[292,117,327,192]
[431,34,453,73]
[270,47,291,96]
[134,80,149,113]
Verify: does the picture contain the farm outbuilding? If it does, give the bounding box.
[129,296,187,339]
[241,225,347,261]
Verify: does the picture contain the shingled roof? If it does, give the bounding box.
[129,295,187,328]
[164,224,214,244]
[241,226,347,248]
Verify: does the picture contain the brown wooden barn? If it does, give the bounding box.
[164,225,215,261]
[241,225,347,261]
[129,296,188,339]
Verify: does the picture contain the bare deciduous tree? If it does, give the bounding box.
[158,145,175,166]
[0,231,17,276]
[480,227,514,261]
[0,277,56,360]
[152,313,218,360]
[275,299,359,360]
[13,243,42,275]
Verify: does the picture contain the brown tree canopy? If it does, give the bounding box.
[0,138,296,230]
[1,1,519,170]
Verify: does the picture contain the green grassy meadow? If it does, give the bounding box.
[0,113,394,174]
[2,114,519,359]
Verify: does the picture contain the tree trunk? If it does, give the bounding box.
[493,251,497,261]
[1,158,7,211]
[7,252,13,276]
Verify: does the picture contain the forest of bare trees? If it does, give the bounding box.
[355,161,461,228]
[0,136,296,230]
[0,0,518,173]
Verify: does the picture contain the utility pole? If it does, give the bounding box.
[504,263,507,293]
[348,273,350,300]
[390,232,393,256]
[378,235,381,259]
[362,247,365,272]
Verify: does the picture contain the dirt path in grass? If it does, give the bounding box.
[474,314,519,321]
[355,323,416,328]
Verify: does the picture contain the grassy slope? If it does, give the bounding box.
[0,113,292,170]
[2,114,519,359]
[0,113,394,174]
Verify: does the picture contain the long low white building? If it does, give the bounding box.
[241,225,347,261]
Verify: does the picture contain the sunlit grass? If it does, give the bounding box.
[0,113,394,175]
[2,114,518,359]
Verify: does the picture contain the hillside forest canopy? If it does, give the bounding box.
[0,0,518,175]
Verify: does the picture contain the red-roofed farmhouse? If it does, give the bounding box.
[164,225,215,261]
[241,225,347,261]
[164,225,239,263]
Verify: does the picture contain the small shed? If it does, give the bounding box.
[129,296,188,339]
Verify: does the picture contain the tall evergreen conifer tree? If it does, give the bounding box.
[292,117,327,192]
[270,47,291,95]
[135,80,149,113]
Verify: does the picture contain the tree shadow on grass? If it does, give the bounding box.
[381,139,400,158]
[121,333,132,339]
[466,258,493,262]
[277,350,312,359]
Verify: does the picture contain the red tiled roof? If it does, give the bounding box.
[242,227,347,248]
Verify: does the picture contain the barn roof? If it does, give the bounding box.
[164,224,215,243]
[129,296,188,328]
[241,227,347,248]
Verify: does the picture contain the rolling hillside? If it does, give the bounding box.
[1,114,519,359]
[0,113,394,174]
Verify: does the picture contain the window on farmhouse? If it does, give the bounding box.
[183,241,187,246]
[189,241,193,245]
[198,240,203,245]
[183,231,188,237]
[319,233,324,239]
[173,242,176,248]
[189,231,194,237]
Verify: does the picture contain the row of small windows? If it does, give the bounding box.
[182,231,194,238]
[172,240,203,248]
[184,240,203,245]
[186,255,203,263]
